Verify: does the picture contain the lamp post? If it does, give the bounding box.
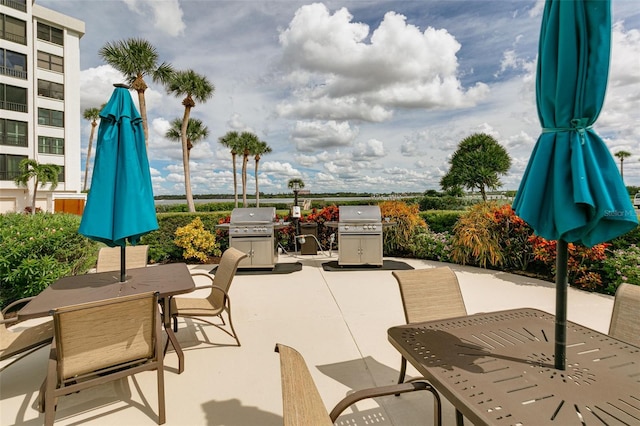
[287,178,304,239]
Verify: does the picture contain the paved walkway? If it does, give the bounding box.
[1,254,615,425]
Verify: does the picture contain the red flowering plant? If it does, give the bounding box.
[490,204,534,271]
[529,236,609,291]
[298,205,340,251]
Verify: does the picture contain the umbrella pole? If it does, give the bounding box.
[120,245,126,282]
[554,239,568,370]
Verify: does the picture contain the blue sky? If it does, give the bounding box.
[40,0,640,196]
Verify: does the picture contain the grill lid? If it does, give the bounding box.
[230,207,276,224]
[339,205,381,223]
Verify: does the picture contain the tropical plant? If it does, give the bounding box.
[99,38,174,146]
[237,131,260,207]
[599,245,640,294]
[13,159,61,214]
[410,228,453,262]
[614,150,631,181]
[379,200,427,256]
[440,133,511,201]
[82,107,102,191]
[165,69,215,213]
[451,202,503,267]
[173,217,221,262]
[252,140,272,206]
[165,117,209,161]
[219,131,242,208]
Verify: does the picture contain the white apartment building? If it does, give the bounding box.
[0,0,85,214]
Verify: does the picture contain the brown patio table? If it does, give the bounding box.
[388,308,640,425]
[18,263,195,374]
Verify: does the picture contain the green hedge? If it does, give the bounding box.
[420,211,464,233]
[0,213,100,309]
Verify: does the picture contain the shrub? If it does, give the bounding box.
[529,236,609,291]
[174,217,221,262]
[421,211,464,233]
[379,200,428,256]
[451,202,503,268]
[490,204,534,271]
[410,229,453,262]
[0,212,99,308]
[596,244,640,294]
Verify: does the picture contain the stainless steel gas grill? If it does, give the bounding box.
[336,205,383,266]
[227,207,278,269]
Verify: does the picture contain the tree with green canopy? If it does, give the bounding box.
[237,132,261,208]
[99,38,174,147]
[165,69,215,213]
[440,133,511,201]
[14,159,61,214]
[614,150,631,181]
[218,131,242,208]
[82,106,102,192]
[252,140,272,207]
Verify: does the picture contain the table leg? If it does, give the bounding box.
[456,408,464,426]
[161,296,185,374]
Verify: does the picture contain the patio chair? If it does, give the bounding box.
[608,283,640,347]
[96,244,149,272]
[275,343,441,425]
[170,247,247,346]
[1,297,53,372]
[38,292,165,426]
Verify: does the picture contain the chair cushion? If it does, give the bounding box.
[171,297,223,317]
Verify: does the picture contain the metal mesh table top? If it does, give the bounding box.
[388,308,640,425]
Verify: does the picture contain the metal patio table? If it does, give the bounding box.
[18,263,195,374]
[388,308,639,425]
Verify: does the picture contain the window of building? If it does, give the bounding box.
[1,13,27,45]
[38,136,64,154]
[0,153,26,180]
[0,119,27,147]
[57,165,65,182]
[37,22,64,46]
[38,108,64,127]
[37,51,64,73]
[1,48,27,78]
[38,79,64,100]
[0,83,28,112]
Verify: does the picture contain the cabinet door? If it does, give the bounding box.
[360,235,383,266]
[230,238,253,267]
[338,235,363,265]
[249,238,275,267]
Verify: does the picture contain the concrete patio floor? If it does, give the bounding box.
[1,253,615,426]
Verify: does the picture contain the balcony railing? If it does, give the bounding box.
[0,101,28,113]
[0,66,27,79]
[1,0,27,12]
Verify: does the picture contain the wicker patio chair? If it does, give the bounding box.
[96,244,149,273]
[38,292,165,426]
[608,283,640,346]
[171,247,247,345]
[1,297,53,372]
[275,343,441,425]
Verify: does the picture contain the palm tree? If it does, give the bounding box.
[82,107,102,192]
[14,159,60,214]
[287,178,305,207]
[615,151,632,181]
[165,69,214,213]
[165,117,209,160]
[99,38,174,147]
[218,131,241,208]
[252,140,272,207]
[237,132,260,207]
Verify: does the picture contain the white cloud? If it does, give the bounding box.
[122,0,185,37]
[290,120,359,151]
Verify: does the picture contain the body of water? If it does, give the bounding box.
[154,196,409,205]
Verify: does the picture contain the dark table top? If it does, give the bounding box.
[18,263,195,320]
[388,308,640,425]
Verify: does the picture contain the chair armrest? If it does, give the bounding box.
[2,296,36,316]
[0,317,19,325]
[328,381,441,424]
[189,273,216,291]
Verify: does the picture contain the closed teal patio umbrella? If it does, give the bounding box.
[79,84,158,282]
[513,0,637,369]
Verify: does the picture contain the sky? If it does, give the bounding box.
[39,0,640,196]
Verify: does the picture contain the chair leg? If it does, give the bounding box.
[172,315,178,333]
[157,364,166,424]
[225,309,240,346]
[456,408,464,426]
